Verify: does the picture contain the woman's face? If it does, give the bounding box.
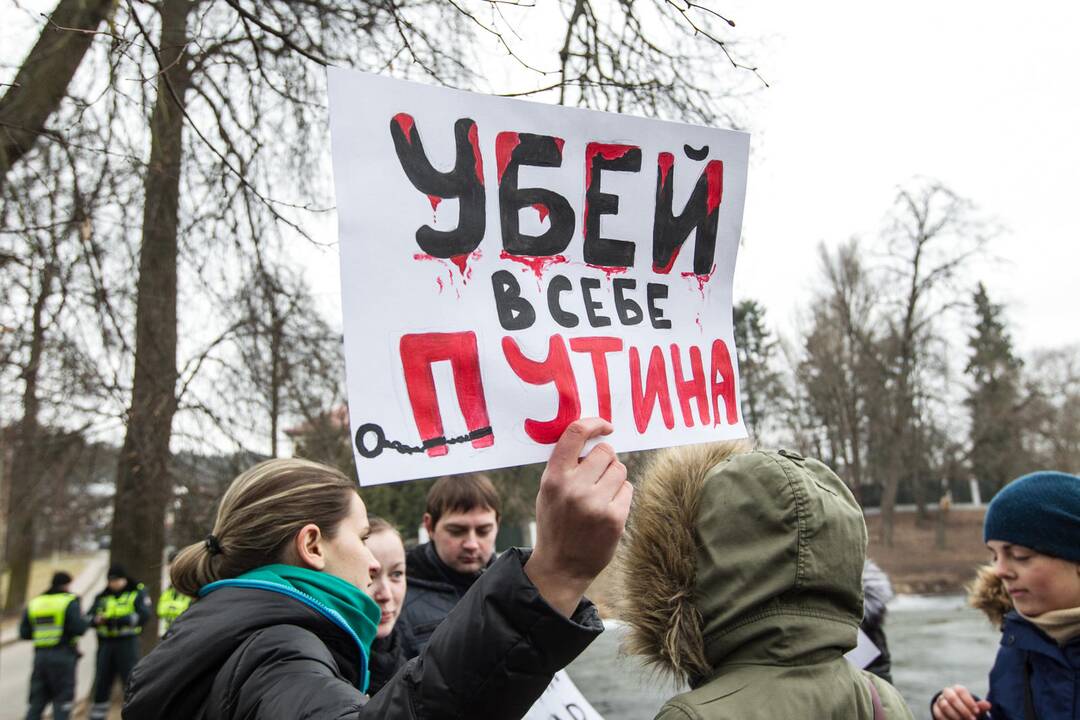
[321,492,380,594]
[367,529,407,638]
[987,540,1080,616]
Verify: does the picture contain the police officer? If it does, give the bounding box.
[156,550,191,637]
[156,586,191,636]
[87,564,150,720]
[19,571,88,720]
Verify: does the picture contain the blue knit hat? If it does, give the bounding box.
[984,471,1080,563]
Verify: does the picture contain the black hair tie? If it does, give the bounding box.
[204,534,223,555]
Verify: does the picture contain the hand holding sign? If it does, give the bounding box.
[524,418,632,617]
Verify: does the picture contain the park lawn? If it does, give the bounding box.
[866,506,990,594]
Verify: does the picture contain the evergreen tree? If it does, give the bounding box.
[733,299,785,439]
[965,282,1025,497]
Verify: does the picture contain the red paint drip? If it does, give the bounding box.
[450,254,469,276]
[706,160,724,214]
[500,250,568,279]
[681,263,717,297]
[436,276,444,294]
[451,249,483,282]
[468,123,484,186]
[657,152,674,190]
[495,132,521,184]
[586,263,630,279]
[532,203,549,223]
[414,250,481,285]
[393,113,415,144]
[653,245,681,275]
[427,195,442,213]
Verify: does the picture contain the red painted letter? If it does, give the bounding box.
[670,343,710,427]
[630,345,675,433]
[502,334,581,443]
[710,339,739,426]
[399,332,494,457]
[569,336,624,421]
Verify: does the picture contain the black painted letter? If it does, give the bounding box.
[390,114,486,258]
[583,143,641,268]
[496,132,575,257]
[491,270,536,330]
[652,152,722,275]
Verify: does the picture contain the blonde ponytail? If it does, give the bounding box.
[172,458,357,596]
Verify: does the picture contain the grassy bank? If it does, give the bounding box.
[867,506,988,595]
[587,506,989,616]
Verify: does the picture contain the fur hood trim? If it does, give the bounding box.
[967,565,1012,629]
[615,441,749,685]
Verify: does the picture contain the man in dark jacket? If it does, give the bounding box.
[398,473,500,657]
[87,564,150,720]
[20,571,88,720]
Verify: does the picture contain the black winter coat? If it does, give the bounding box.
[398,542,491,658]
[122,548,602,719]
[367,626,406,697]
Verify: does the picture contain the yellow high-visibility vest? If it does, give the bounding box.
[27,592,77,648]
[96,584,144,638]
[156,587,192,631]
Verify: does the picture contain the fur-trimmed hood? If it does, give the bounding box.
[617,444,868,688]
[967,565,1012,629]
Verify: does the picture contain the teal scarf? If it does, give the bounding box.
[223,564,380,690]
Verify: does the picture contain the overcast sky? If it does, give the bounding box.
[724,0,1080,353]
[302,1,1079,358]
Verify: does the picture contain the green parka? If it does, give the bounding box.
[617,444,914,720]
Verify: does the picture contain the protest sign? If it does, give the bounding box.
[523,670,604,720]
[327,68,750,485]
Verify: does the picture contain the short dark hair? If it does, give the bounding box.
[425,474,501,528]
[50,571,73,589]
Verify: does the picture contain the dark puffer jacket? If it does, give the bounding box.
[985,611,1079,719]
[122,549,602,719]
[398,541,492,658]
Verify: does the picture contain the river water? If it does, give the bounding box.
[566,595,999,720]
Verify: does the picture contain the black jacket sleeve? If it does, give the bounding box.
[87,592,104,626]
[363,547,604,719]
[133,587,152,627]
[19,609,32,641]
[64,595,89,641]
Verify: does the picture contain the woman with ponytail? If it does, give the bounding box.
[123,418,631,719]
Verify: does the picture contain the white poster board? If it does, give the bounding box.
[328,68,750,485]
[524,670,604,720]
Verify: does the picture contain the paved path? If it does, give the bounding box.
[0,552,108,720]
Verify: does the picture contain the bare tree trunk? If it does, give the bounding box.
[0,0,114,191]
[109,0,192,654]
[2,261,56,613]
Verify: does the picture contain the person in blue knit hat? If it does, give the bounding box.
[932,471,1080,720]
